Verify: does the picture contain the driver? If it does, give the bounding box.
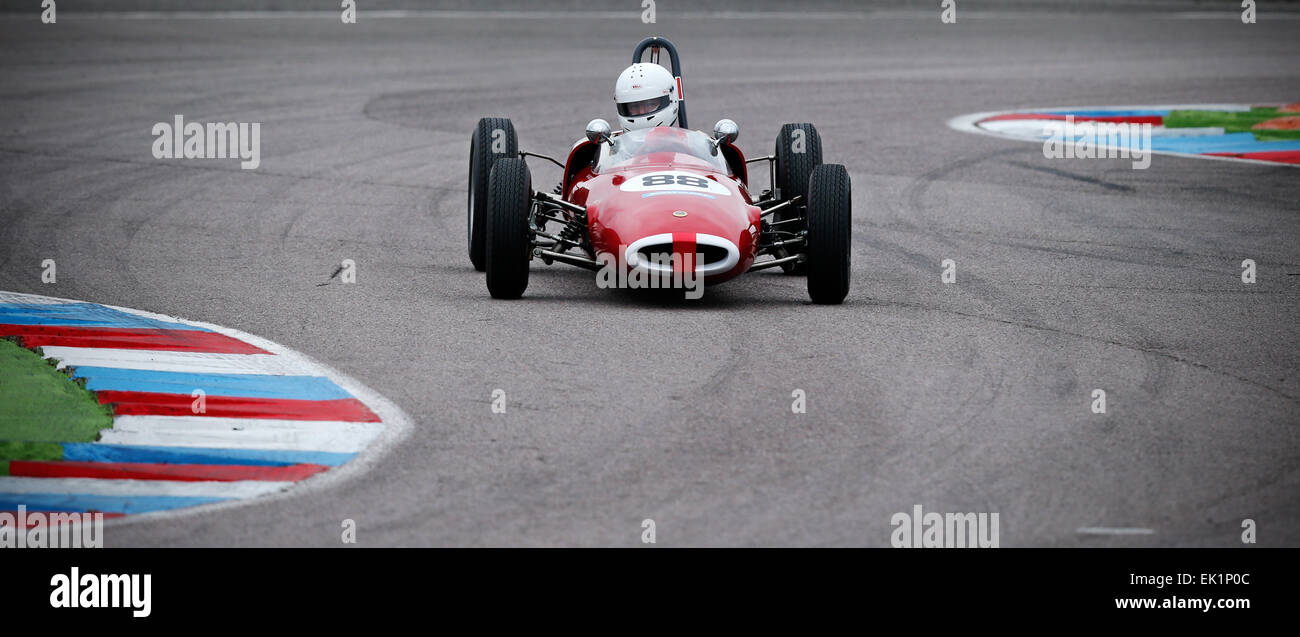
[614,63,680,131]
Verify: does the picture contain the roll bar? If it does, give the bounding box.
[632,37,687,129]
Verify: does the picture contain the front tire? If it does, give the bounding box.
[805,164,850,305]
[468,117,517,272]
[773,123,823,274]
[485,157,532,299]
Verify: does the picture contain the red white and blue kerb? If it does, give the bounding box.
[0,291,406,520]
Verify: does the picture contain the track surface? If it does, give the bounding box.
[1,10,1297,546]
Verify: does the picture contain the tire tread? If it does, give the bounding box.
[468,117,517,271]
[805,163,851,304]
[485,157,532,299]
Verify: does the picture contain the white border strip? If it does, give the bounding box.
[0,476,294,499]
[40,347,305,375]
[1077,527,1156,536]
[100,416,383,453]
[946,104,1300,169]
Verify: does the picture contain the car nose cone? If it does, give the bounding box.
[625,232,740,276]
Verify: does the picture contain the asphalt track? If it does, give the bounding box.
[0,6,1297,547]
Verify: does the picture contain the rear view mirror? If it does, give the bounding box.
[586,119,613,145]
[712,119,739,145]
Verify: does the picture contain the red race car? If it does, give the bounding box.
[466,38,851,303]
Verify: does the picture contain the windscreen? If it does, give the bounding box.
[598,127,730,173]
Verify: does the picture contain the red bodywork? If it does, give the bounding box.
[561,128,760,284]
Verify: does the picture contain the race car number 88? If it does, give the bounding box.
[619,171,731,196]
[643,174,709,188]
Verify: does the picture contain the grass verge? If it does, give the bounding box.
[1165,107,1300,141]
[0,338,112,463]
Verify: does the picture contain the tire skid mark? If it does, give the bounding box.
[875,296,1297,406]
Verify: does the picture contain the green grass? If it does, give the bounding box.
[1251,130,1300,142]
[0,338,112,458]
[0,440,64,460]
[0,442,67,475]
[1164,107,1300,141]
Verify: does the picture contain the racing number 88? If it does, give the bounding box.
[643,174,710,189]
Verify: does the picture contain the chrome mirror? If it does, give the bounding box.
[712,119,739,145]
[585,118,613,145]
[710,119,738,155]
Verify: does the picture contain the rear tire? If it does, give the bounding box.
[485,157,532,299]
[805,164,850,305]
[773,123,823,274]
[468,117,517,272]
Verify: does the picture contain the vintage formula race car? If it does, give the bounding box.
[466,37,851,303]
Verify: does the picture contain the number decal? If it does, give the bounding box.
[642,174,677,187]
[623,172,731,196]
[639,174,711,189]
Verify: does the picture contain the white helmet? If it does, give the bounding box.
[614,63,679,131]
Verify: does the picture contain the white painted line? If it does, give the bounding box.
[0,292,67,305]
[1076,527,1156,535]
[100,416,383,453]
[0,477,294,499]
[40,347,303,375]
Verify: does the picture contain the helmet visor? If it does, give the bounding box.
[618,95,671,118]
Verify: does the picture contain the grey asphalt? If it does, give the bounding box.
[0,7,1297,547]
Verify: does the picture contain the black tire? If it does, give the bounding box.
[485,157,532,299]
[805,164,851,305]
[773,123,823,274]
[468,117,517,272]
